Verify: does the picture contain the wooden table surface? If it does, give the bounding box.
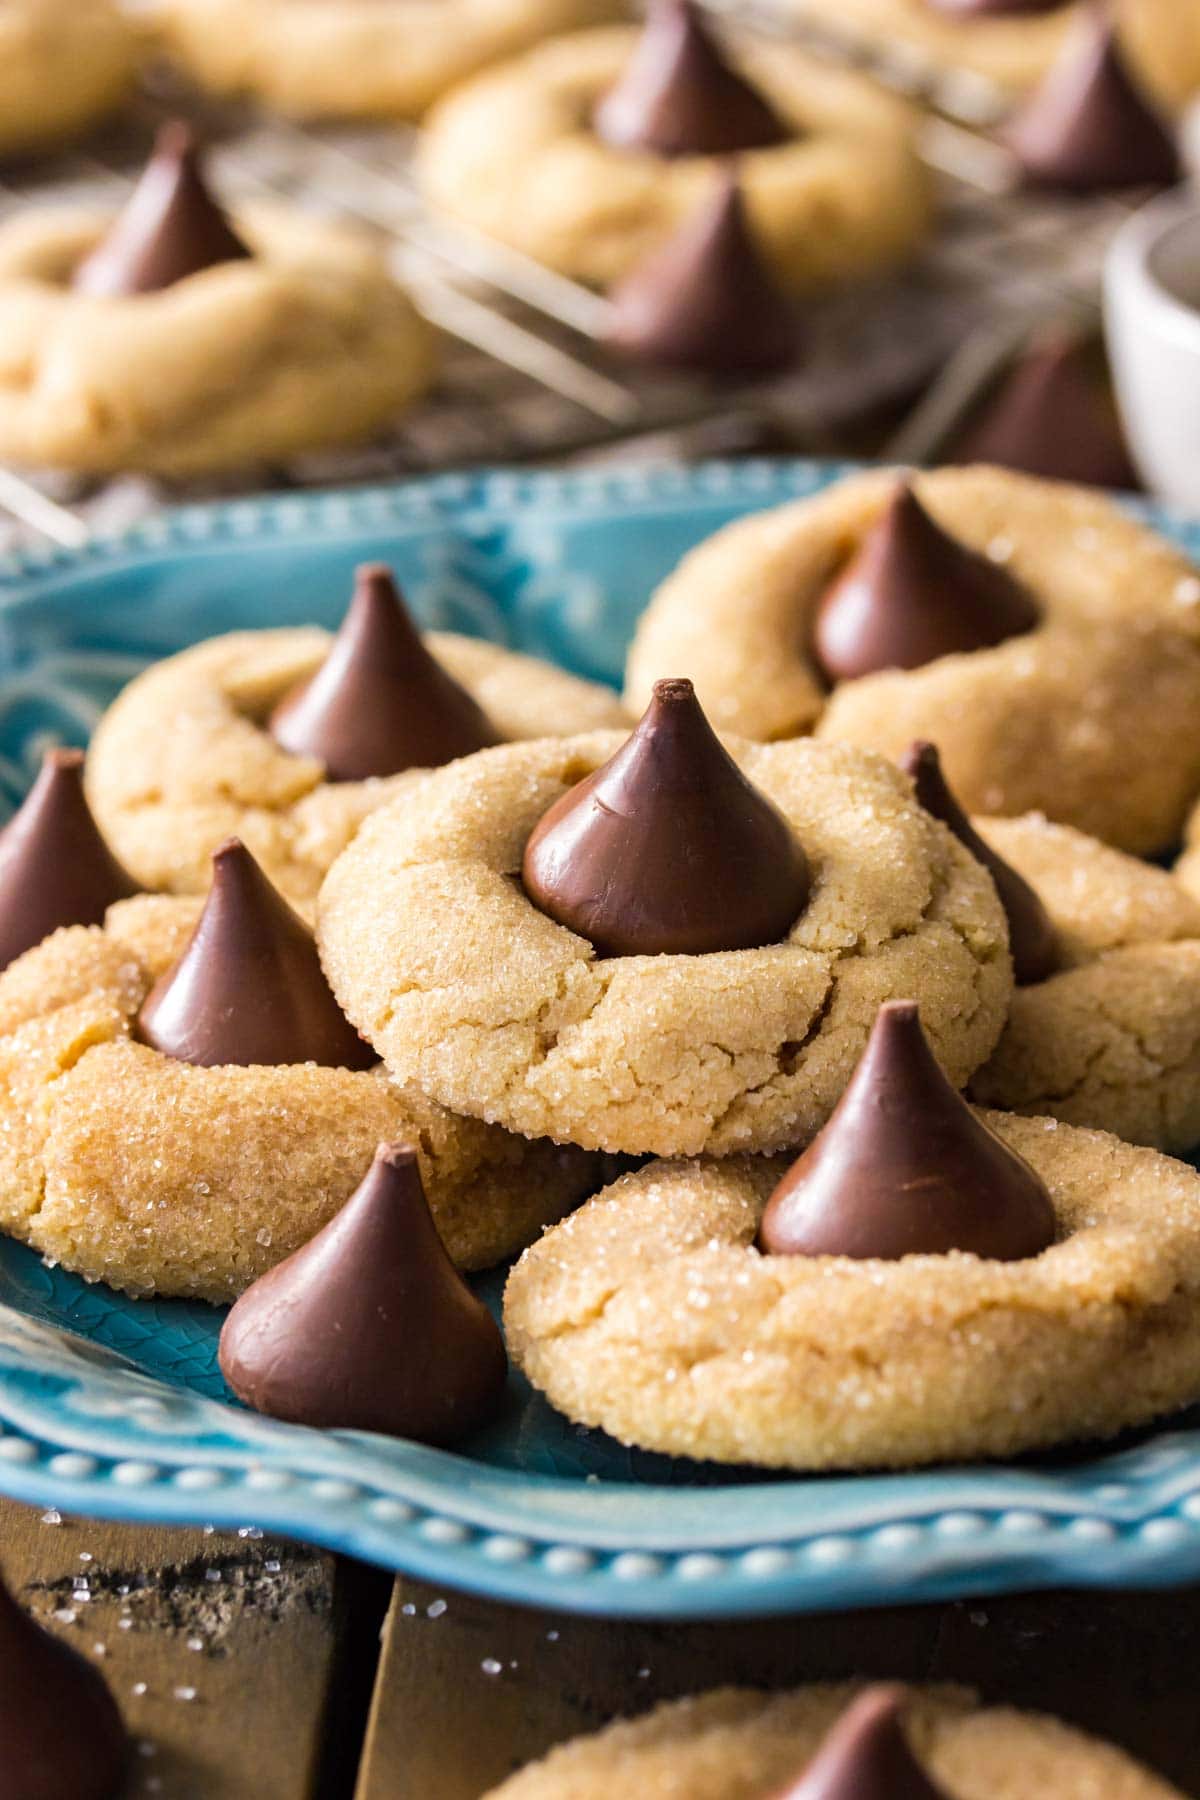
[3,1496,1198,1798]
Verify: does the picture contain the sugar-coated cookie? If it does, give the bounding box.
[625,467,1200,855]
[0,0,137,157]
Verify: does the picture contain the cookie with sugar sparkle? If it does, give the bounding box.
[0,884,601,1303]
[481,1682,1186,1799]
[503,1113,1200,1470]
[317,705,1012,1158]
[624,466,1200,856]
[86,573,628,905]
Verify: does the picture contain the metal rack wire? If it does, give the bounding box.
[0,13,1162,546]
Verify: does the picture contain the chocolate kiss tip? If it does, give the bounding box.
[0,1565,128,1800]
[269,562,500,781]
[811,482,1039,686]
[135,837,375,1071]
[769,1686,953,1800]
[604,172,800,375]
[926,0,1062,15]
[593,0,788,159]
[901,740,1058,986]
[522,676,809,958]
[1003,13,1181,193]
[0,748,137,972]
[757,999,1057,1262]
[952,334,1139,491]
[73,118,253,298]
[218,1140,509,1442]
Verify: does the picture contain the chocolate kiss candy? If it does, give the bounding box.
[74,120,253,297]
[0,748,137,972]
[1003,12,1181,193]
[769,1686,952,1800]
[219,1141,509,1441]
[136,837,375,1069]
[925,0,1062,15]
[810,483,1039,686]
[269,563,500,781]
[603,171,800,374]
[0,1564,128,1800]
[594,0,788,159]
[901,740,1058,985]
[953,332,1138,491]
[522,677,809,957]
[757,1000,1057,1260]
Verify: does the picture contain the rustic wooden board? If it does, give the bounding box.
[357,1575,1200,1800]
[0,1498,341,1799]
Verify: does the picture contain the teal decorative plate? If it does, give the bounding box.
[3,460,1200,1620]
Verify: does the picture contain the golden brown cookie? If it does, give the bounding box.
[86,625,628,904]
[0,904,600,1301]
[0,0,138,156]
[0,201,436,476]
[154,0,625,121]
[624,467,1200,855]
[483,1683,1184,1799]
[969,814,1200,1153]
[417,26,930,291]
[317,731,1011,1157]
[781,0,1200,108]
[504,1116,1200,1468]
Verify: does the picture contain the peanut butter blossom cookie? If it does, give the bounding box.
[899,745,1200,1155]
[154,0,623,121]
[86,562,627,905]
[0,0,138,157]
[318,679,1011,1157]
[416,0,931,292]
[0,124,436,476]
[625,466,1200,855]
[779,0,1200,110]
[484,1682,1185,1800]
[0,765,599,1301]
[505,1001,1200,1468]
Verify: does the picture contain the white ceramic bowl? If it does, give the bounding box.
[1105,188,1200,509]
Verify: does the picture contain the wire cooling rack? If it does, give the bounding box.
[0,14,1165,546]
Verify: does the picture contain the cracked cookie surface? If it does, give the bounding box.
[417,26,930,291]
[0,202,436,475]
[0,899,600,1301]
[624,467,1200,855]
[483,1683,1184,1799]
[0,0,137,156]
[155,0,624,121]
[86,626,628,904]
[504,1115,1200,1468]
[780,0,1200,106]
[317,733,1011,1157]
[970,814,1200,1153]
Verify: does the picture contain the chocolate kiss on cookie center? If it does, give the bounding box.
[769,1686,953,1800]
[0,748,137,972]
[902,740,1058,986]
[1002,11,1181,192]
[269,563,500,781]
[952,332,1137,491]
[74,121,253,298]
[218,1141,509,1442]
[135,838,374,1070]
[810,483,1039,686]
[522,677,810,957]
[604,170,800,374]
[594,0,789,158]
[0,1564,129,1800]
[757,1000,1056,1261]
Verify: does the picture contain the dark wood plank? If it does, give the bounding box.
[357,1575,1200,1800]
[0,1497,340,1799]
